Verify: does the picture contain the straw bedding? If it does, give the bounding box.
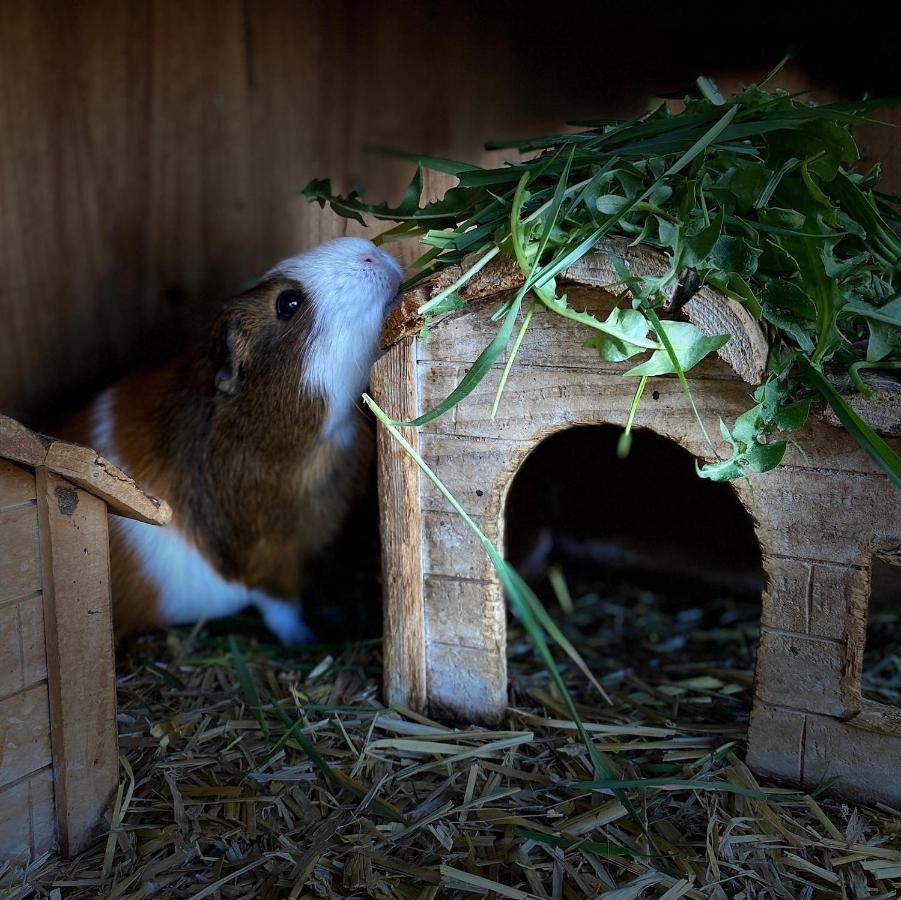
[2,587,899,899]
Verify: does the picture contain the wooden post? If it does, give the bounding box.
[370,340,428,713]
[34,467,118,856]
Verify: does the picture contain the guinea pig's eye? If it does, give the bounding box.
[275,289,305,320]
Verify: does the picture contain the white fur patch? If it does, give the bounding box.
[90,386,116,460]
[90,390,311,644]
[269,237,403,446]
[113,516,312,644]
[253,594,315,644]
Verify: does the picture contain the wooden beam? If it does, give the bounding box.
[43,440,171,526]
[0,414,171,526]
[370,339,428,713]
[0,414,49,468]
[35,467,118,857]
[380,237,771,387]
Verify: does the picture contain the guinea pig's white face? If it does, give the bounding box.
[269,236,403,317]
[266,237,404,445]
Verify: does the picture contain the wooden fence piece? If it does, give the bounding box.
[34,467,119,857]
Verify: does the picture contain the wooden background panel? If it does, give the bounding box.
[0,1,897,422]
[0,0,630,420]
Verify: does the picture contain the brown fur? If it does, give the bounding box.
[61,276,373,636]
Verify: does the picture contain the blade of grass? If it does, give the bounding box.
[757,54,792,87]
[573,776,809,800]
[531,104,739,299]
[417,245,501,316]
[484,542,658,850]
[146,661,187,690]
[369,147,482,176]
[512,827,649,860]
[547,565,574,615]
[509,169,537,280]
[363,393,664,857]
[505,564,612,705]
[228,636,269,740]
[828,170,901,263]
[305,82,901,502]
[848,360,901,399]
[268,701,408,824]
[491,298,536,419]
[407,108,742,427]
[532,145,576,270]
[644,307,719,458]
[618,375,649,458]
[795,354,901,487]
[400,282,528,427]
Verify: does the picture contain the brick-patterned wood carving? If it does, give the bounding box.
[0,415,170,862]
[372,240,901,806]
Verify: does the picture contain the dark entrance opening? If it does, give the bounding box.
[862,555,901,708]
[504,425,764,687]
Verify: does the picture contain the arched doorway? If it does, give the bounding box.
[504,424,764,704]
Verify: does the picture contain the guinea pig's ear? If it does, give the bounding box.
[214,314,251,396]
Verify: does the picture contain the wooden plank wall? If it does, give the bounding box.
[0,1,897,419]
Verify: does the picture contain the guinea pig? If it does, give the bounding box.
[60,236,403,643]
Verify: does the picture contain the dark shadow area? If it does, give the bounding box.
[506,425,764,602]
[862,555,901,708]
[301,449,384,643]
[502,2,901,98]
[504,425,765,700]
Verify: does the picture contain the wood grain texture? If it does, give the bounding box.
[0,593,47,699]
[0,416,48,468]
[0,683,52,787]
[755,631,850,718]
[0,504,42,602]
[567,239,769,384]
[0,0,659,422]
[0,4,893,428]
[0,458,37,509]
[0,766,56,864]
[35,468,118,857]
[426,644,507,725]
[421,509,498,582]
[745,702,805,786]
[423,576,504,653]
[803,713,901,806]
[413,283,900,469]
[370,341,427,714]
[370,362,511,722]
[821,371,901,437]
[43,439,172,526]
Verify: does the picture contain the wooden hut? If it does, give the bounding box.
[372,239,901,805]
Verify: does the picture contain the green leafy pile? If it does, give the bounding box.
[305,77,901,486]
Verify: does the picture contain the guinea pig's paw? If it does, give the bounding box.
[252,594,315,646]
